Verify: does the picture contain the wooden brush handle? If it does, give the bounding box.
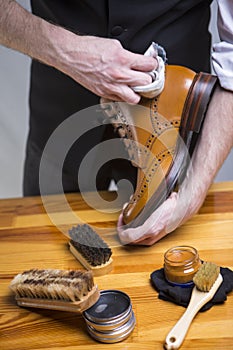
[164,294,202,350]
[164,274,223,350]
[16,285,100,313]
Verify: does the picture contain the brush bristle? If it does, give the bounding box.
[68,224,112,267]
[10,268,95,302]
[193,262,220,292]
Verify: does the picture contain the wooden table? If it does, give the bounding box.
[0,182,233,350]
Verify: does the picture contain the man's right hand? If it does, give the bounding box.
[0,1,157,104]
[56,35,158,104]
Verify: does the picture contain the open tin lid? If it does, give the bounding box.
[83,290,131,323]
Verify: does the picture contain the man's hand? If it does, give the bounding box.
[55,35,157,104]
[117,192,179,245]
[117,85,233,245]
[0,1,157,104]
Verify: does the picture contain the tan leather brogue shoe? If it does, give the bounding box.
[101,65,218,228]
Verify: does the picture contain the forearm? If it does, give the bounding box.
[0,0,74,69]
[175,85,233,221]
[0,1,156,103]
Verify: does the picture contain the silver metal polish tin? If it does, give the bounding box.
[86,312,136,343]
[83,290,136,343]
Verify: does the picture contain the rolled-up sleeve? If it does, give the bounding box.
[212,0,233,91]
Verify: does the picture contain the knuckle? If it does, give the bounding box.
[111,38,122,47]
[111,69,124,81]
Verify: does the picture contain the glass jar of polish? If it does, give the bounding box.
[164,246,201,287]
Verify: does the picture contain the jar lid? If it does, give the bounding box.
[83,290,136,343]
[83,290,131,323]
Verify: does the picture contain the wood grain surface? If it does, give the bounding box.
[0,182,232,350]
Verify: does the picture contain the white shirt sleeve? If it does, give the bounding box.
[212,0,233,91]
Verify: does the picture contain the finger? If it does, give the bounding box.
[129,233,155,245]
[131,229,168,246]
[108,85,141,104]
[118,224,148,245]
[108,66,153,87]
[106,93,141,104]
[118,192,178,245]
[121,70,153,86]
[131,237,156,246]
[127,52,158,72]
[117,212,125,231]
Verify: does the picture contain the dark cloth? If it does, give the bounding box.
[150,267,233,312]
[24,0,213,196]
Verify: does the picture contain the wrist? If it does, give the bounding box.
[43,23,84,75]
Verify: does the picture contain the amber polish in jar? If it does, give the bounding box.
[164,246,201,286]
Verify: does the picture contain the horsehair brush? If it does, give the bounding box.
[193,261,221,292]
[10,268,100,313]
[68,224,113,276]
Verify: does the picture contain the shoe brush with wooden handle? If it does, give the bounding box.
[164,262,223,350]
[68,224,113,276]
[9,268,100,313]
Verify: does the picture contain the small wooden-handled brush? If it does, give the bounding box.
[164,262,223,350]
[9,268,100,313]
[68,224,113,276]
